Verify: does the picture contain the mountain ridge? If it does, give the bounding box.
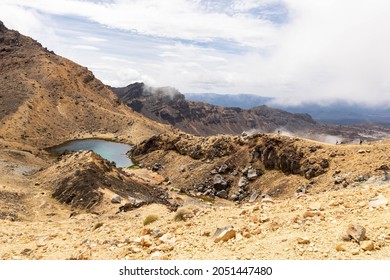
[111,82,318,137]
[185,92,390,126]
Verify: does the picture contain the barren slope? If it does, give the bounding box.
[0,21,169,151]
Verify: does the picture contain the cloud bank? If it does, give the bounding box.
[1,0,390,107]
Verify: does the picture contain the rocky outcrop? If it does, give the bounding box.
[130,133,236,160]
[38,151,174,210]
[130,132,331,201]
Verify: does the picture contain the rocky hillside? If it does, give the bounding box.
[1,131,389,260]
[130,132,390,203]
[111,83,318,136]
[0,21,168,150]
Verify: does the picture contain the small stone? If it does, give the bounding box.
[357,149,366,154]
[346,224,366,242]
[336,244,346,251]
[159,233,176,244]
[297,237,310,244]
[213,174,225,186]
[344,202,354,208]
[139,228,151,236]
[368,194,388,208]
[213,226,236,243]
[36,240,46,247]
[329,200,342,207]
[134,236,152,247]
[308,202,323,211]
[111,194,122,204]
[261,196,274,203]
[350,248,360,255]
[216,190,228,199]
[238,177,248,187]
[150,229,164,238]
[259,214,270,223]
[200,230,211,237]
[235,233,243,241]
[249,191,259,203]
[247,168,258,180]
[341,234,352,241]
[20,248,32,256]
[360,240,374,251]
[303,211,321,218]
[150,251,168,260]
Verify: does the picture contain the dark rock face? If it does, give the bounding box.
[111,83,318,136]
[130,133,236,160]
[131,133,330,202]
[252,138,302,175]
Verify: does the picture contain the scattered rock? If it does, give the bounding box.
[350,248,360,255]
[334,177,344,184]
[308,202,323,211]
[259,214,270,223]
[216,190,228,199]
[303,211,321,218]
[213,174,228,188]
[159,233,176,245]
[150,229,164,238]
[249,191,259,203]
[329,200,342,207]
[150,251,169,260]
[218,164,229,173]
[368,194,388,208]
[134,236,152,247]
[247,168,258,180]
[360,240,374,251]
[179,165,186,172]
[111,194,122,204]
[297,237,310,244]
[36,240,46,247]
[213,226,236,243]
[346,224,366,242]
[357,149,366,154]
[200,230,211,237]
[261,195,274,203]
[20,248,32,256]
[238,177,248,187]
[336,244,346,251]
[151,163,161,172]
[355,175,369,182]
[235,233,243,241]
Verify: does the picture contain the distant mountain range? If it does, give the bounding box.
[111,83,318,137]
[185,93,390,126]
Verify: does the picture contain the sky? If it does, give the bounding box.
[1,0,390,107]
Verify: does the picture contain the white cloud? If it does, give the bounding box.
[1,0,390,107]
[72,45,100,50]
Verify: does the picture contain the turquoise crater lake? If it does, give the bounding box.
[48,139,133,168]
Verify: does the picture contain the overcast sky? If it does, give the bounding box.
[1,0,390,107]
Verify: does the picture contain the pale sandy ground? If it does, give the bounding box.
[1,169,389,260]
